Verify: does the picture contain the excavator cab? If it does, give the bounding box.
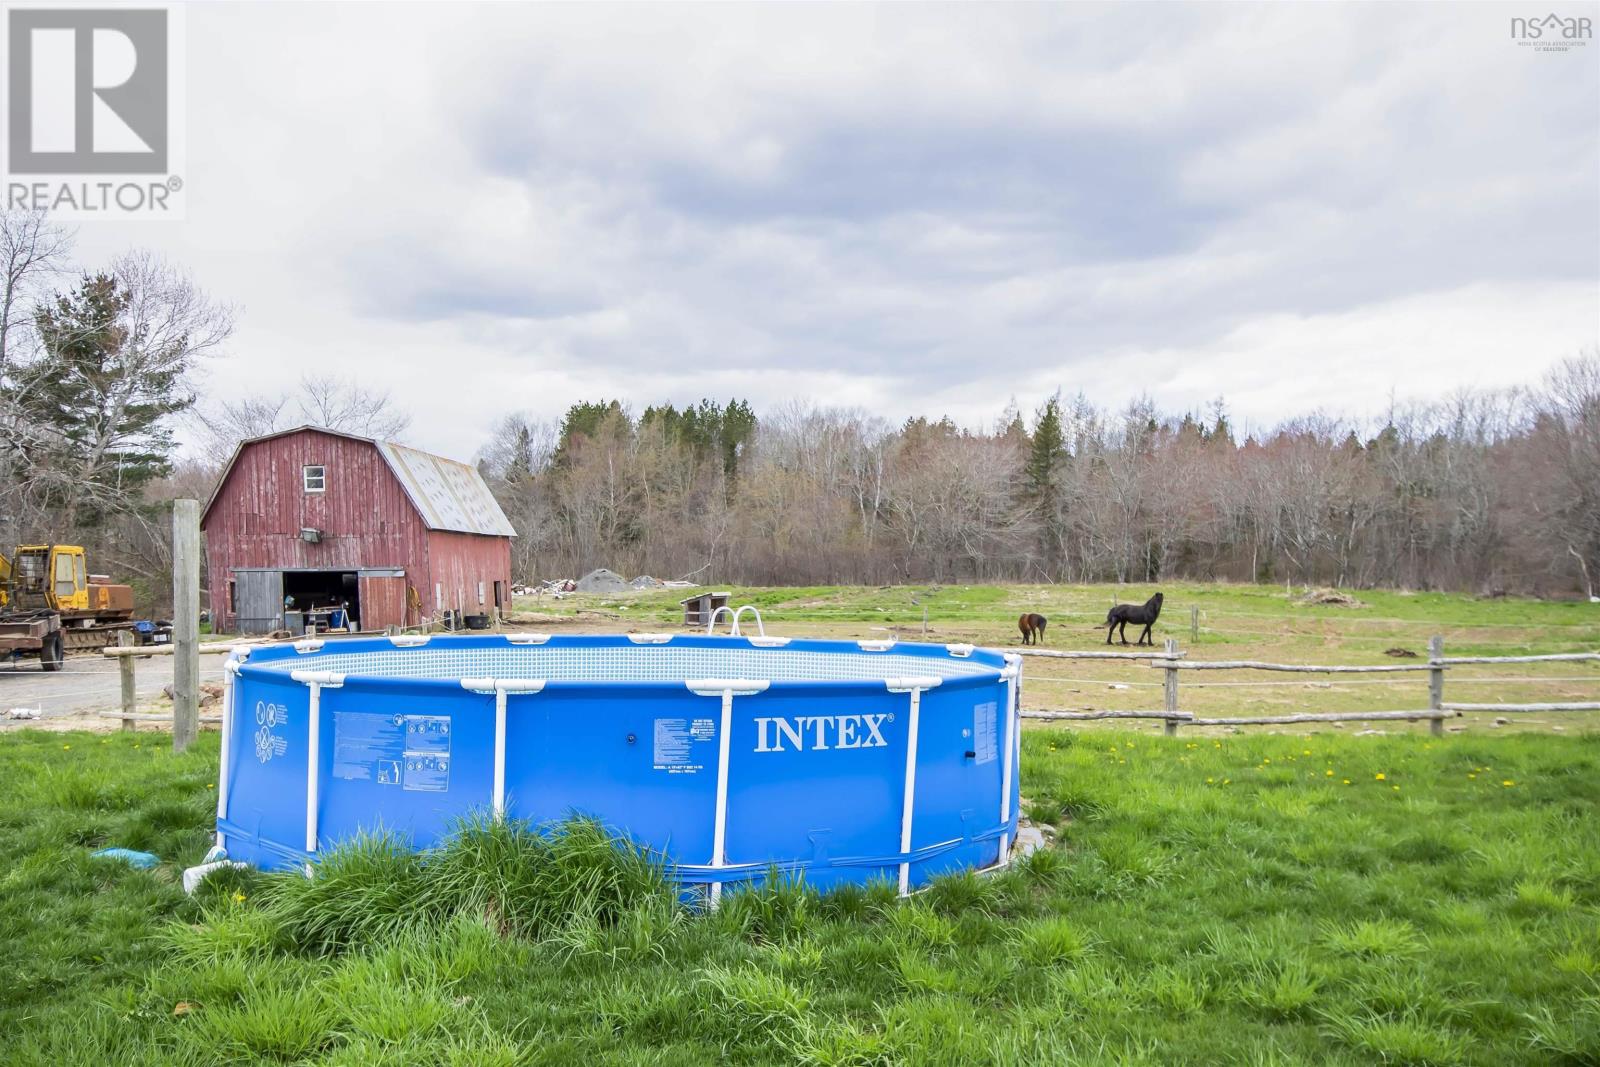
[8,545,88,613]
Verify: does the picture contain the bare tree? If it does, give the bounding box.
[192,374,412,466]
[0,210,73,379]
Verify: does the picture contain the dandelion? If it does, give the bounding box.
[1468,773,1476,779]
[1206,777,1215,784]
[1325,769,1334,777]
[1263,758,1271,765]
[1502,780,1515,788]
[1222,778,1231,785]
[232,891,246,904]
[206,783,215,789]
[1392,786,1400,791]
[1343,779,1351,785]
[1375,773,1386,781]
[62,744,70,750]
[1303,749,1312,756]
[1125,741,1134,749]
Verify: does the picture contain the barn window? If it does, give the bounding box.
[303,465,326,493]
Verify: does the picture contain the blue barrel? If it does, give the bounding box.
[215,633,1020,896]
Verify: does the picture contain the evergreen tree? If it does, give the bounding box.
[1026,392,1065,500]
[1026,392,1067,569]
[12,272,193,528]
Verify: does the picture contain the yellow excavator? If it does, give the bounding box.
[0,544,137,652]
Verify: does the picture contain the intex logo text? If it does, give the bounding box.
[754,714,890,753]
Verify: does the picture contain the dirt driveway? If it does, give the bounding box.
[1,652,229,732]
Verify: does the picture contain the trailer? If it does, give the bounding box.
[0,609,65,671]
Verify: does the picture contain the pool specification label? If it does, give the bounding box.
[972,701,998,765]
[332,712,452,792]
[653,717,715,774]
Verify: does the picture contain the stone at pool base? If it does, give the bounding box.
[1012,826,1048,860]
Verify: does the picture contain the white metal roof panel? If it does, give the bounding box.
[376,440,516,537]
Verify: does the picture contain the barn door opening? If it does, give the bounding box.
[283,570,360,632]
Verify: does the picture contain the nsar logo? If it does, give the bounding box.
[1510,12,1592,50]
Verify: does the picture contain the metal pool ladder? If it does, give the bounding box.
[707,604,765,637]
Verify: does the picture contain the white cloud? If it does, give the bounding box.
[59,2,1598,460]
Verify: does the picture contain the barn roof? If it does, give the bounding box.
[201,425,516,538]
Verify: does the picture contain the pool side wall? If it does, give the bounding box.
[218,635,1020,893]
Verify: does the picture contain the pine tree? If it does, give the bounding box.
[13,272,192,528]
[1027,392,1067,569]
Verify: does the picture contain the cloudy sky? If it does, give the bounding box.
[68,2,1600,459]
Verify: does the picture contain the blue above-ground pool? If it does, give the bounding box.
[216,633,1021,897]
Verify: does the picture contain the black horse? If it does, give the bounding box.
[1104,592,1164,646]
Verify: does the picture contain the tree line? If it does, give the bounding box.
[477,358,1600,598]
[3,207,1595,606]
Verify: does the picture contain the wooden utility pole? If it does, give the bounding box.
[172,499,200,752]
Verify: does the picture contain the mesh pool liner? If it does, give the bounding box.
[245,640,1002,684]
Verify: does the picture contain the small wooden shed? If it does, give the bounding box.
[680,591,732,627]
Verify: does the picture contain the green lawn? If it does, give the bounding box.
[3,728,1596,1065]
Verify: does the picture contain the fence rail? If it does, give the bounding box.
[102,637,258,731]
[1019,636,1598,735]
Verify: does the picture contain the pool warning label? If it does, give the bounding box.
[653,717,714,774]
[333,712,452,792]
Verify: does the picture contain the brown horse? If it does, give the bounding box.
[1018,613,1048,645]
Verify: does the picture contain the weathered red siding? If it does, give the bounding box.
[425,531,513,617]
[202,428,510,632]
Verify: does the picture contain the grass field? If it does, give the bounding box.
[2,728,1596,1065]
[2,584,1598,1064]
[517,583,1600,735]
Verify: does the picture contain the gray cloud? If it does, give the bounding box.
[65,2,1599,458]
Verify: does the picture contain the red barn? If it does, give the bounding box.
[201,426,515,634]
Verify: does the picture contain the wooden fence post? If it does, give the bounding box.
[1190,606,1199,643]
[117,631,137,731]
[172,499,201,753]
[1427,634,1445,737]
[1163,638,1181,736]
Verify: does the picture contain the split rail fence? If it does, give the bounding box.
[100,637,239,730]
[1017,636,1600,736]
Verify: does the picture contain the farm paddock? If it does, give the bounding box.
[1,583,1595,1064]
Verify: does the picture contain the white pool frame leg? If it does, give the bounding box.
[687,678,770,909]
[291,670,345,875]
[887,677,942,896]
[462,678,548,820]
[999,656,1022,862]
[216,656,239,849]
[711,688,734,907]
